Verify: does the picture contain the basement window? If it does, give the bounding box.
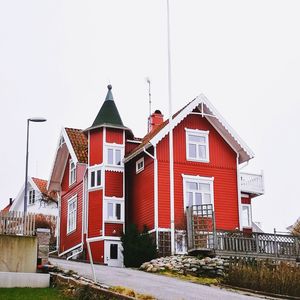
[185,128,209,163]
[136,157,144,174]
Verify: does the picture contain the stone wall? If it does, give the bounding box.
[36,228,51,266]
[0,235,37,273]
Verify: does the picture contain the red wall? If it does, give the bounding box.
[126,153,155,231]
[156,114,239,230]
[105,223,123,236]
[60,157,86,253]
[88,189,103,237]
[105,171,123,197]
[106,128,123,144]
[89,128,103,165]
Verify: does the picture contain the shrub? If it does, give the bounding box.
[121,224,157,267]
[224,258,300,297]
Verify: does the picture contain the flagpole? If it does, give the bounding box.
[166,0,175,255]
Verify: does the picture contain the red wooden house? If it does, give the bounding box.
[48,85,264,266]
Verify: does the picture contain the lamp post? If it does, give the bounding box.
[24,117,47,213]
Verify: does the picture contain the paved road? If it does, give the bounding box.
[50,258,264,300]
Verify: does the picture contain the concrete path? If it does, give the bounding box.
[50,258,264,300]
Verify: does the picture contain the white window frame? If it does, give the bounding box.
[28,189,35,205]
[105,144,124,167]
[182,174,214,209]
[67,195,77,234]
[69,159,76,186]
[104,197,124,223]
[136,157,144,174]
[185,128,209,163]
[241,204,252,228]
[88,165,103,190]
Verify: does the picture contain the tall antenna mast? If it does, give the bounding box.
[146,77,152,132]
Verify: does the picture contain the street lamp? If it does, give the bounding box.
[24,117,47,213]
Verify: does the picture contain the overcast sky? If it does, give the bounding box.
[0,0,299,233]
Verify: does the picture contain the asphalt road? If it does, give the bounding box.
[50,258,265,300]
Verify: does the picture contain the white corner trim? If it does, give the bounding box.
[182,174,214,181]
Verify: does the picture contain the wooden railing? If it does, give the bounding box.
[0,211,36,236]
[240,171,264,195]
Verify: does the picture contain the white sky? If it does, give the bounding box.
[0,0,299,233]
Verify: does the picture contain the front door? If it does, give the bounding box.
[104,241,123,267]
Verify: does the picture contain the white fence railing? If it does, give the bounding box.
[240,172,264,195]
[0,211,36,236]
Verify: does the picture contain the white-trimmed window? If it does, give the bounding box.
[242,204,252,228]
[28,190,35,205]
[183,175,214,208]
[69,159,76,186]
[185,128,209,163]
[104,198,124,222]
[88,165,102,190]
[67,195,77,234]
[106,145,123,167]
[136,157,144,174]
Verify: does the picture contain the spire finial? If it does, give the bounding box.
[108,84,112,90]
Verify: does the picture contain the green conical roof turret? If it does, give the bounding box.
[91,84,125,128]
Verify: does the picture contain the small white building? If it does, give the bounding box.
[9,177,58,217]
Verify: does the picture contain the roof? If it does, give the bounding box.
[2,202,12,212]
[32,177,48,195]
[65,128,88,163]
[88,85,127,130]
[125,94,254,164]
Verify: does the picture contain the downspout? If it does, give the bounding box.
[237,154,243,230]
[143,147,159,249]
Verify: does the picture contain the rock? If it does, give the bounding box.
[146,265,153,272]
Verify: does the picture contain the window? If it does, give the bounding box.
[89,166,102,189]
[105,199,123,222]
[183,175,214,208]
[28,190,35,205]
[106,146,122,166]
[185,129,209,162]
[242,205,252,228]
[136,157,144,173]
[110,244,118,259]
[67,195,77,234]
[69,159,76,185]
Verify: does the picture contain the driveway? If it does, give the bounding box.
[50,258,263,300]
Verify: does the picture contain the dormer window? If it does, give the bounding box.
[106,145,123,167]
[185,128,209,163]
[69,159,76,186]
[136,157,144,174]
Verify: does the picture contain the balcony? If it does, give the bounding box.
[240,171,264,196]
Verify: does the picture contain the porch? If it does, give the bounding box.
[186,205,300,260]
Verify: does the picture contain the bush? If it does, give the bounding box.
[224,258,300,297]
[121,224,157,267]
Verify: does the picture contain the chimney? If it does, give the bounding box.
[148,110,164,132]
[9,198,13,205]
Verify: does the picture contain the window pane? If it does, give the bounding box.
[108,149,114,164]
[110,244,118,259]
[187,182,198,190]
[188,144,197,158]
[187,192,193,207]
[188,134,205,143]
[198,145,206,159]
[195,193,202,205]
[115,149,121,165]
[116,203,121,220]
[242,206,250,227]
[203,193,211,204]
[108,203,114,218]
[96,170,101,186]
[91,171,95,187]
[199,183,210,192]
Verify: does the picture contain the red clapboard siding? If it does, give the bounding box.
[105,223,123,236]
[89,128,103,165]
[105,171,123,197]
[125,141,140,155]
[156,113,239,231]
[126,154,155,231]
[86,241,104,263]
[106,128,123,144]
[88,190,103,237]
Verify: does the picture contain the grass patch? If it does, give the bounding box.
[157,270,220,286]
[110,286,155,300]
[0,287,71,300]
[223,259,300,297]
